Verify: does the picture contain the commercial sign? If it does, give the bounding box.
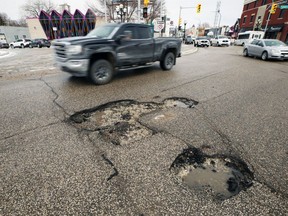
[279,4,288,9]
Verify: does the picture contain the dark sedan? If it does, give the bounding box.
[0,41,9,49]
[29,38,51,48]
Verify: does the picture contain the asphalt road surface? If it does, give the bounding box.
[1,45,288,215]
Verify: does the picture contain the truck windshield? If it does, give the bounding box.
[87,25,117,38]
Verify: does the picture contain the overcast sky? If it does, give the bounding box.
[1,0,244,27]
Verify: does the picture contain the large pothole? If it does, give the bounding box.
[171,148,254,200]
[70,97,198,145]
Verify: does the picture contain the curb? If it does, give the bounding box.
[0,50,9,57]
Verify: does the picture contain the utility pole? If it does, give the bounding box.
[213,1,221,36]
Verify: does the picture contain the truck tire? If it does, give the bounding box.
[160,52,175,70]
[89,59,114,85]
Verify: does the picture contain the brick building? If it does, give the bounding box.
[240,0,288,44]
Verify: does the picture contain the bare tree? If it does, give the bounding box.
[0,13,9,25]
[0,13,27,27]
[21,0,57,18]
[86,0,164,23]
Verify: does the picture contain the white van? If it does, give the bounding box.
[235,31,265,46]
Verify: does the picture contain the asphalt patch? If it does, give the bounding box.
[170,148,254,200]
[70,98,198,145]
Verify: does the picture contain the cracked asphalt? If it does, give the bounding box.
[0,46,288,215]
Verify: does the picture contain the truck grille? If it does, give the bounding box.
[53,41,70,61]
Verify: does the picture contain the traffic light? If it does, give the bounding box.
[178,26,182,31]
[196,4,201,13]
[144,0,149,7]
[178,17,182,25]
[270,3,277,14]
[143,7,148,18]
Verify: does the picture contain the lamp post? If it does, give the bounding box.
[218,10,221,36]
[183,21,187,42]
[116,4,127,23]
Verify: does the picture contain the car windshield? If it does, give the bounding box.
[264,40,286,47]
[87,25,118,38]
[218,36,227,39]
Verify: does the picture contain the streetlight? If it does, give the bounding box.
[116,4,127,23]
[183,20,187,42]
[218,10,221,36]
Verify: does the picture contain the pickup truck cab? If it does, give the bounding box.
[210,35,230,47]
[52,23,182,85]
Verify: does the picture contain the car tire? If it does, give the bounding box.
[243,48,249,57]
[160,52,175,71]
[21,44,24,49]
[29,44,33,48]
[47,46,50,48]
[38,44,42,48]
[89,59,114,85]
[10,45,14,49]
[261,51,268,61]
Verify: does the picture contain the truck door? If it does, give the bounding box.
[116,26,141,66]
[116,25,154,66]
[135,26,154,63]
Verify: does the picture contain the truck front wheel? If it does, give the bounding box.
[89,59,114,85]
[160,52,175,70]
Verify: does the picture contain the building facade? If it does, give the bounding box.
[240,0,288,43]
[27,9,97,40]
[0,26,30,43]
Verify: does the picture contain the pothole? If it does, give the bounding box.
[70,98,198,145]
[171,148,254,200]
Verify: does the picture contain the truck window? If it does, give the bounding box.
[137,27,151,39]
[119,26,136,38]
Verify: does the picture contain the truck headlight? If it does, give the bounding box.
[67,45,82,55]
[271,49,280,55]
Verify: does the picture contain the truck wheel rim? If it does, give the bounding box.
[95,66,108,80]
[166,54,174,68]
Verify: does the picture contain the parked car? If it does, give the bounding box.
[194,36,210,47]
[184,35,193,44]
[0,41,9,49]
[243,39,288,61]
[29,38,51,48]
[9,39,31,48]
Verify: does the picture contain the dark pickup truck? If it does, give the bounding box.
[52,23,182,85]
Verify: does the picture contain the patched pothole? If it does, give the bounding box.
[70,97,198,145]
[171,148,254,200]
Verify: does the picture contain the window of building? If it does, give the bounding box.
[245,4,249,10]
[250,15,255,22]
[254,1,257,8]
[243,16,247,24]
[14,35,19,40]
[278,10,285,18]
[262,0,267,5]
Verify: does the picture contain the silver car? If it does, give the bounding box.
[243,39,288,61]
[194,37,210,47]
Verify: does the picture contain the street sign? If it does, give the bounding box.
[157,21,164,31]
[279,4,288,9]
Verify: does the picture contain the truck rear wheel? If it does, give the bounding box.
[89,59,114,85]
[160,52,175,70]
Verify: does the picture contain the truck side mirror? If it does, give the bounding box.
[115,35,125,44]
